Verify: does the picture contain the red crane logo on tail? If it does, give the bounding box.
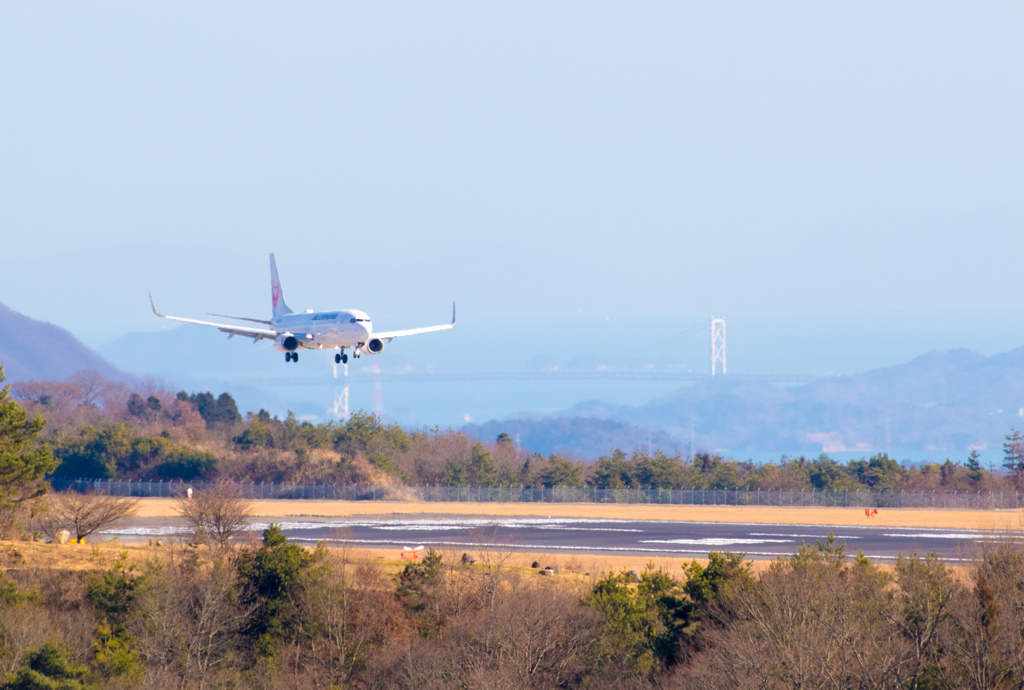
[272,283,280,308]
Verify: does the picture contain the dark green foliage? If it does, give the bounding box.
[0,364,57,513]
[3,642,94,690]
[633,450,685,488]
[178,391,242,427]
[368,452,409,482]
[0,574,24,605]
[92,621,143,682]
[85,554,152,682]
[682,551,752,605]
[539,454,583,488]
[592,449,632,488]
[235,523,318,657]
[155,447,217,480]
[125,393,148,418]
[847,453,905,491]
[87,553,153,626]
[806,455,862,491]
[397,549,443,611]
[0,572,41,608]
[469,443,499,486]
[1003,429,1024,480]
[233,419,276,450]
[52,424,216,480]
[333,411,410,454]
[127,393,162,420]
[966,448,984,482]
[589,551,754,675]
[589,565,688,674]
[51,426,121,479]
[396,549,443,635]
[443,458,468,486]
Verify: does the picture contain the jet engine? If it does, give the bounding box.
[359,338,385,356]
[274,333,299,353]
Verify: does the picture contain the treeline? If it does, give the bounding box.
[4,526,1024,687]
[12,371,1024,493]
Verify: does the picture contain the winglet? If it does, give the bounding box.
[149,293,165,318]
[452,301,457,325]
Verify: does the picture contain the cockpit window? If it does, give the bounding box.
[349,318,371,323]
[349,318,356,323]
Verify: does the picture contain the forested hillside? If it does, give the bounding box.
[11,369,1024,496]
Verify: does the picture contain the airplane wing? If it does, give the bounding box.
[372,302,456,342]
[150,294,279,342]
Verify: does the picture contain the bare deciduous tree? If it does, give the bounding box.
[68,370,106,408]
[131,553,251,688]
[175,481,252,546]
[36,491,139,542]
[678,540,910,689]
[300,546,408,687]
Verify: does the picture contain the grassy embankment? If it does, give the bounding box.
[0,538,763,581]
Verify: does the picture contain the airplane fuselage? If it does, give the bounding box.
[271,309,374,352]
[151,253,453,365]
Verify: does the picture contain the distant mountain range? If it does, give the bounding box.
[463,417,676,459]
[0,302,128,383]
[489,348,1024,459]
[5,301,1024,461]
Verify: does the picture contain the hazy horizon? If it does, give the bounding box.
[3,3,1023,456]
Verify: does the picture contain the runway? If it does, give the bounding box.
[106,514,1008,562]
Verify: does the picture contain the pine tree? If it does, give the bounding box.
[966,448,983,483]
[1002,429,1024,481]
[0,363,57,517]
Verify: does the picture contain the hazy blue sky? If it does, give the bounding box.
[3,2,1022,377]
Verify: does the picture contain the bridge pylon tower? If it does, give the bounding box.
[711,318,726,376]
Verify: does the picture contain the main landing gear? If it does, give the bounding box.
[334,349,349,365]
[285,352,299,363]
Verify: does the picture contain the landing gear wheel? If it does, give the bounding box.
[292,352,299,363]
[341,354,348,364]
[285,352,291,363]
[335,353,342,364]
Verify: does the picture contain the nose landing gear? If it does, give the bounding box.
[334,349,349,365]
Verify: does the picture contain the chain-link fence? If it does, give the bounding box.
[48,478,1024,510]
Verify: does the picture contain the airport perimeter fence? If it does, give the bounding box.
[49,477,1024,510]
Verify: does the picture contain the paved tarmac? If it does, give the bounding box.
[107,514,1011,562]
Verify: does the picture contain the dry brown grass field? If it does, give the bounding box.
[0,538,780,580]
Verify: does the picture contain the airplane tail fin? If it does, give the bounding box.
[270,253,294,319]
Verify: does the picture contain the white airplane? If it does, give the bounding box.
[150,253,454,364]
